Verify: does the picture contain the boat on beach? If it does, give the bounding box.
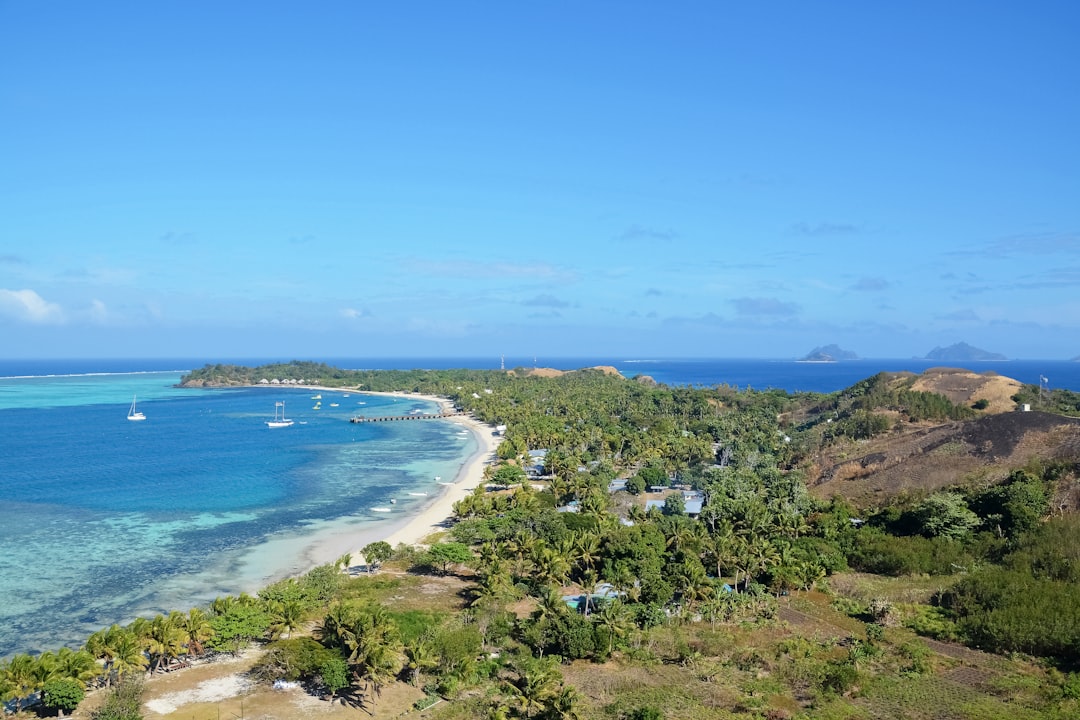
[127,395,146,421]
[266,401,294,428]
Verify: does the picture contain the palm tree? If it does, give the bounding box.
[549,684,585,720]
[506,531,537,579]
[178,608,214,658]
[107,627,148,682]
[572,532,602,576]
[86,625,148,685]
[403,639,436,687]
[55,647,98,687]
[316,602,359,651]
[533,544,571,587]
[533,586,569,624]
[321,603,402,704]
[145,613,185,674]
[508,656,561,719]
[580,569,600,616]
[269,600,306,640]
[0,654,38,712]
[30,651,61,690]
[595,601,632,655]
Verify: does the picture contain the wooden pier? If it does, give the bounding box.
[349,411,465,423]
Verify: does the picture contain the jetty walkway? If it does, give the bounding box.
[349,411,466,423]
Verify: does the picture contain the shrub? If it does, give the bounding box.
[43,677,85,715]
[90,677,144,720]
[319,656,350,697]
[848,527,972,576]
[253,637,344,682]
[819,658,859,695]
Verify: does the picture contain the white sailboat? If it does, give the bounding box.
[266,401,294,428]
[127,395,146,421]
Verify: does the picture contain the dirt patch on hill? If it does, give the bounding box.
[809,411,1080,504]
[521,366,624,378]
[526,367,566,377]
[909,367,1022,414]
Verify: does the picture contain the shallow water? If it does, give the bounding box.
[0,372,476,657]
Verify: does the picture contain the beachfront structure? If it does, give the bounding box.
[526,449,549,477]
[645,490,705,517]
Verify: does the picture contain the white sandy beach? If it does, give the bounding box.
[280,387,501,571]
[349,390,501,563]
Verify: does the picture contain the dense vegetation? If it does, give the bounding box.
[2,362,1078,718]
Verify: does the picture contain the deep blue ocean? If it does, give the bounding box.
[1,356,1077,658]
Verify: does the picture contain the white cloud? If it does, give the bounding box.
[0,288,65,324]
[86,299,108,323]
[340,307,372,319]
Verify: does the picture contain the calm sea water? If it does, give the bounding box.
[1,356,1077,658]
[0,371,478,657]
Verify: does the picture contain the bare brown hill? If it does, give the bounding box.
[909,367,1022,414]
[518,366,624,378]
[809,410,1080,506]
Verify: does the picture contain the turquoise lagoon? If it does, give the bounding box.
[0,372,479,657]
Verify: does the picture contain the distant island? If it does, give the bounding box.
[799,344,859,362]
[924,341,1006,362]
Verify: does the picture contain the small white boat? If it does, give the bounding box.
[266,401,294,428]
[311,394,322,400]
[370,507,392,513]
[434,476,442,481]
[329,403,339,407]
[127,395,146,422]
[389,498,397,504]
[343,394,350,397]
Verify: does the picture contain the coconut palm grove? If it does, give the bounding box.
[3,361,1080,719]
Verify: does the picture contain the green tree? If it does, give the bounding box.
[319,656,350,699]
[426,542,474,575]
[362,541,394,572]
[493,463,529,487]
[208,603,270,655]
[43,677,85,716]
[916,491,980,540]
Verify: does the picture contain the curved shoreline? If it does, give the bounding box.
[260,388,501,576]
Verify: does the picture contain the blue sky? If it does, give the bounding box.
[2,2,1078,360]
